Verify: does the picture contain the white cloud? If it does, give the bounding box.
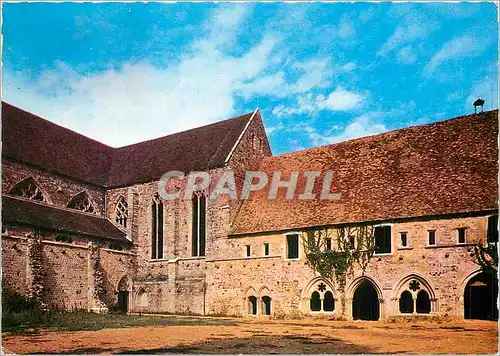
[305,112,389,146]
[272,87,366,118]
[4,4,369,147]
[3,6,282,147]
[332,13,357,40]
[397,46,417,65]
[319,88,365,111]
[237,57,339,100]
[424,34,488,74]
[377,22,433,57]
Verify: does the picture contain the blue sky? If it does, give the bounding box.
[3,2,498,154]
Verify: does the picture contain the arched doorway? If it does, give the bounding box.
[117,276,132,313]
[352,280,380,320]
[464,272,498,320]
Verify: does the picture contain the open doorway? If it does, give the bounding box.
[352,280,380,320]
[464,272,498,320]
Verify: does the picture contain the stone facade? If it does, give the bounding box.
[2,105,497,320]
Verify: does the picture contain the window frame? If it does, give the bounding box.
[427,230,436,246]
[151,194,164,260]
[192,195,207,257]
[487,215,499,243]
[325,238,332,251]
[457,227,467,244]
[264,243,270,256]
[285,232,300,260]
[374,224,392,255]
[246,245,251,258]
[400,231,408,248]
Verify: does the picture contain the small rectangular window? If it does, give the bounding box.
[325,238,332,251]
[246,245,251,257]
[487,215,498,243]
[458,228,466,244]
[264,243,270,256]
[374,226,391,254]
[287,234,299,259]
[400,232,408,247]
[348,236,355,250]
[428,230,436,246]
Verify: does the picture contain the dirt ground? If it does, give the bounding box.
[3,316,498,354]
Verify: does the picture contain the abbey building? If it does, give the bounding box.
[2,101,498,320]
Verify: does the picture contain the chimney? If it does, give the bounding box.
[473,98,485,114]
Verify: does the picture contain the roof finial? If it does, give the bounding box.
[473,98,485,114]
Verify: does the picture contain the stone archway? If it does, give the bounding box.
[352,279,380,320]
[301,277,337,315]
[464,272,498,320]
[393,274,437,316]
[243,287,258,316]
[117,276,132,313]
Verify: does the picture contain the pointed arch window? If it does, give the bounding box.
[115,196,128,228]
[9,178,46,202]
[151,193,164,259]
[67,192,95,213]
[192,194,206,257]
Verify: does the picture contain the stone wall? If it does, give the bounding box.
[205,215,491,319]
[1,229,136,310]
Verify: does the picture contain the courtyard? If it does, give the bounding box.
[3,314,498,354]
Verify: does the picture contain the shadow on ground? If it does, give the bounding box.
[36,334,375,354]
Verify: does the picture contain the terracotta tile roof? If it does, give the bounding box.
[2,102,114,186]
[1,102,255,187]
[2,195,128,241]
[230,110,499,235]
[106,111,255,187]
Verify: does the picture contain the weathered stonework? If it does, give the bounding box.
[2,105,497,320]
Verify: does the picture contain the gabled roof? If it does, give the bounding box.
[2,102,114,186]
[230,110,499,235]
[2,195,128,242]
[107,111,255,187]
[1,102,256,188]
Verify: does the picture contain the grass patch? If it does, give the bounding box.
[2,289,236,334]
[3,310,237,334]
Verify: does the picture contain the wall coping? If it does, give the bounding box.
[101,248,137,256]
[206,255,281,263]
[1,234,27,240]
[424,243,476,249]
[42,239,89,250]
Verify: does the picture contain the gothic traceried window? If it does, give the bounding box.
[67,192,95,213]
[192,194,206,257]
[115,196,128,228]
[9,178,46,202]
[151,193,164,259]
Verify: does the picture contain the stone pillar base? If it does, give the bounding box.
[89,306,109,314]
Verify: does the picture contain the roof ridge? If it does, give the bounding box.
[113,111,256,150]
[271,109,499,160]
